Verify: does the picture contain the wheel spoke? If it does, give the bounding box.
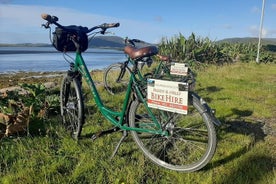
[60,76,84,139]
[129,98,216,172]
[104,63,131,95]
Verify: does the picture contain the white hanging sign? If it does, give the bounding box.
[170,63,188,76]
[147,79,188,114]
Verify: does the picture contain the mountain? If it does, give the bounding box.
[217,37,276,45]
[88,36,154,49]
[0,43,51,47]
[217,37,276,52]
[3,37,275,50]
[88,36,125,49]
[91,36,276,49]
[0,36,153,49]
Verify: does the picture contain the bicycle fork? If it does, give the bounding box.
[116,62,128,83]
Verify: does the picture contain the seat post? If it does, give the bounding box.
[132,60,139,74]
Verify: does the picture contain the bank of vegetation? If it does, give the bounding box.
[159,33,275,65]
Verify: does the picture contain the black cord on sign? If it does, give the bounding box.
[88,31,100,42]
[63,53,74,64]
[48,27,52,43]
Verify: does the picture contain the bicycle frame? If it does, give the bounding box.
[152,60,172,79]
[112,57,150,88]
[73,52,167,136]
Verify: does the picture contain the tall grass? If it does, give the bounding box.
[0,62,276,184]
[159,33,275,64]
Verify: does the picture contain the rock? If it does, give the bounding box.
[0,82,58,95]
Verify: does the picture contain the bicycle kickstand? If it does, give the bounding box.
[91,126,120,140]
[110,130,128,159]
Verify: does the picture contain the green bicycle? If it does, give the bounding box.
[103,38,195,95]
[41,13,220,172]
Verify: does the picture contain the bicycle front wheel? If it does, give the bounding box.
[60,75,84,139]
[103,63,131,95]
[128,93,217,172]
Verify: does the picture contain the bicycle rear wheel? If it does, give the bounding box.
[103,63,131,95]
[60,75,84,139]
[128,93,217,172]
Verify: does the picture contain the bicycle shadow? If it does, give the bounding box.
[196,86,224,95]
[212,116,275,183]
[195,86,224,103]
[204,108,270,175]
[216,154,275,183]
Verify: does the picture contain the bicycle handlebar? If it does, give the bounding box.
[124,37,146,47]
[41,13,120,34]
[41,13,58,23]
[99,23,120,29]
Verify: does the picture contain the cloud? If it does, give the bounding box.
[249,25,259,37]
[0,5,107,43]
[0,0,12,3]
[251,6,260,14]
[266,29,276,37]
[272,4,276,10]
[154,16,164,23]
[248,25,276,38]
[0,5,119,30]
[223,24,232,30]
[0,4,167,43]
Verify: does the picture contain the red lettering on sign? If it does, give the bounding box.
[148,99,188,110]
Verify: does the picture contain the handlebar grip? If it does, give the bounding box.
[112,23,120,28]
[41,13,59,23]
[101,22,120,29]
[41,13,51,21]
[132,39,142,43]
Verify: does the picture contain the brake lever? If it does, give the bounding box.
[100,28,107,34]
[41,22,50,29]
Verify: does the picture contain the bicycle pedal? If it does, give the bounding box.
[91,134,98,141]
[211,109,216,115]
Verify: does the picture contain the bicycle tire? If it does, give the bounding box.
[60,75,84,140]
[128,92,217,172]
[103,63,131,95]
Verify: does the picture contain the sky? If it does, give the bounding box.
[0,0,276,44]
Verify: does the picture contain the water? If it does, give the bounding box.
[0,47,126,73]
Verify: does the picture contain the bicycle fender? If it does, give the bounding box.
[190,92,221,126]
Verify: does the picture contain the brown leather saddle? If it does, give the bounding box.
[124,45,158,60]
[124,45,171,62]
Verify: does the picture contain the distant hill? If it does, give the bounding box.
[88,36,153,49]
[2,37,275,50]
[217,37,276,45]
[0,43,51,47]
[89,36,125,49]
[0,36,153,49]
[217,37,276,52]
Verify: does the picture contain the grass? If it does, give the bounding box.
[0,62,276,184]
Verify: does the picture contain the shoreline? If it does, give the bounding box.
[0,69,104,89]
[0,71,65,89]
[0,50,57,54]
[0,47,124,55]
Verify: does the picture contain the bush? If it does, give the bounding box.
[0,83,59,137]
[158,33,276,65]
